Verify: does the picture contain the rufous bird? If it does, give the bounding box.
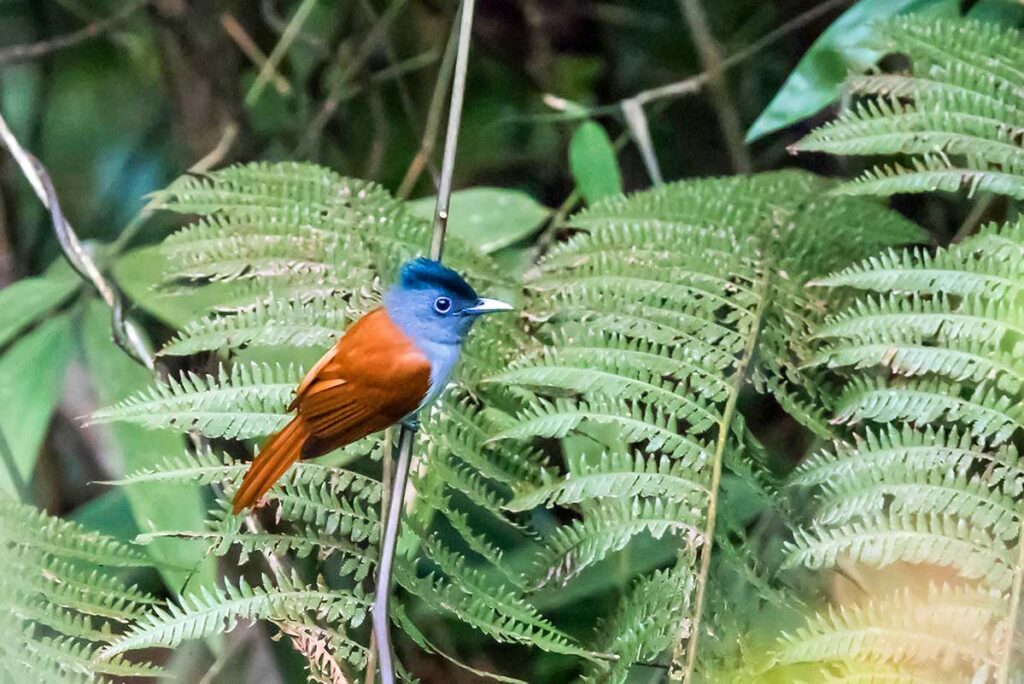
[232,258,512,513]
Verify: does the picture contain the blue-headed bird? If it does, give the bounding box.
[232,257,512,513]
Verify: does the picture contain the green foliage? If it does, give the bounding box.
[792,16,1024,199]
[746,0,958,143]
[0,497,161,682]
[777,17,1024,677]
[569,121,622,205]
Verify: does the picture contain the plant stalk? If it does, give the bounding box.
[371,1,477,682]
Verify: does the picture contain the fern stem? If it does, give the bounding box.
[997,509,1024,684]
[373,2,477,682]
[675,268,772,683]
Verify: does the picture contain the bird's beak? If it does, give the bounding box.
[464,298,514,316]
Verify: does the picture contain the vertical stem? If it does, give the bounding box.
[430,0,476,263]
[677,0,751,174]
[371,426,416,683]
[371,2,476,683]
[674,270,771,683]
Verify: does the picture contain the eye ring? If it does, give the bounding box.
[433,296,453,314]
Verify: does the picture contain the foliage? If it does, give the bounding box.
[792,16,1024,199]
[774,16,1024,683]
[3,4,1024,683]
[0,497,161,682]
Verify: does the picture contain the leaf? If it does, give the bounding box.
[79,301,215,593]
[745,0,957,142]
[0,271,78,348]
[407,188,549,253]
[0,314,74,494]
[569,121,622,204]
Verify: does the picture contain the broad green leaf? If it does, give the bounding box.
[746,0,958,143]
[0,271,78,348]
[0,314,74,493]
[407,188,550,254]
[569,121,623,205]
[80,300,215,592]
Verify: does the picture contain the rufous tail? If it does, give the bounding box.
[232,417,308,514]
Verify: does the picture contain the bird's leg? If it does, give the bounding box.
[372,422,416,684]
[400,416,420,431]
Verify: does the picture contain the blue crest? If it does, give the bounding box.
[397,257,478,301]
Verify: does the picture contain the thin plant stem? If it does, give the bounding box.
[677,0,751,173]
[429,0,476,263]
[674,269,771,683]
[371,2,477,682]
[0,0,146,66]
[397,19,461,199]
[246,0,318,106]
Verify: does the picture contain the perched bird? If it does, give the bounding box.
[232,258,512,513]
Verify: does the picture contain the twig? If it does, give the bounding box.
[246,0,317,106]
[114,122,238,253]
[637,0,849,108]
[0,114,153,369]
[673,270,772,683]
[372,3,477,682]
[0,0,147,66]
[676,0,751,173]
[221,13,292,96]
[296,0,411,158]
[396,19,460,199]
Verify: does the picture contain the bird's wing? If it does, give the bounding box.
[293,308,431,451]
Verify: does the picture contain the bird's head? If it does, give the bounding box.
[383,257,513,345]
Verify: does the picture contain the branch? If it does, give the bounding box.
[0,114,153,369]
[371,2,477,682]
[0,0,147,66]
[676,0,751,173]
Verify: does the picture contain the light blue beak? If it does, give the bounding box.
[464,298,514,316]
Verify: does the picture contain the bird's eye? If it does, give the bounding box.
[433,296,452,314]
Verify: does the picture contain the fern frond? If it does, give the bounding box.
[160,296,350,356]
[100,573,369,658]
[397,538,602,661]
[582,564,694,683]
[506,451,707,511]
[814,293,1024,348]
[772,584,1002,672]
[91,362,300,439]
[494,397,712,465]
[536,497,702,586]
[794,17,1024,200]
[815,465,1019,541]
[833,376,1024,444]
[792,424,1024,496]
[812,245,1024,298]
[784,512,1014,590]
[0,499,150,567]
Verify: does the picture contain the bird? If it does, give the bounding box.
[231,257,512,514]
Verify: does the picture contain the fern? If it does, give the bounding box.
[0,498,162,681]
[792,17,1024,199]
[782,20,1024,671]
[486,170,922,677]
[770,584,1003,678]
